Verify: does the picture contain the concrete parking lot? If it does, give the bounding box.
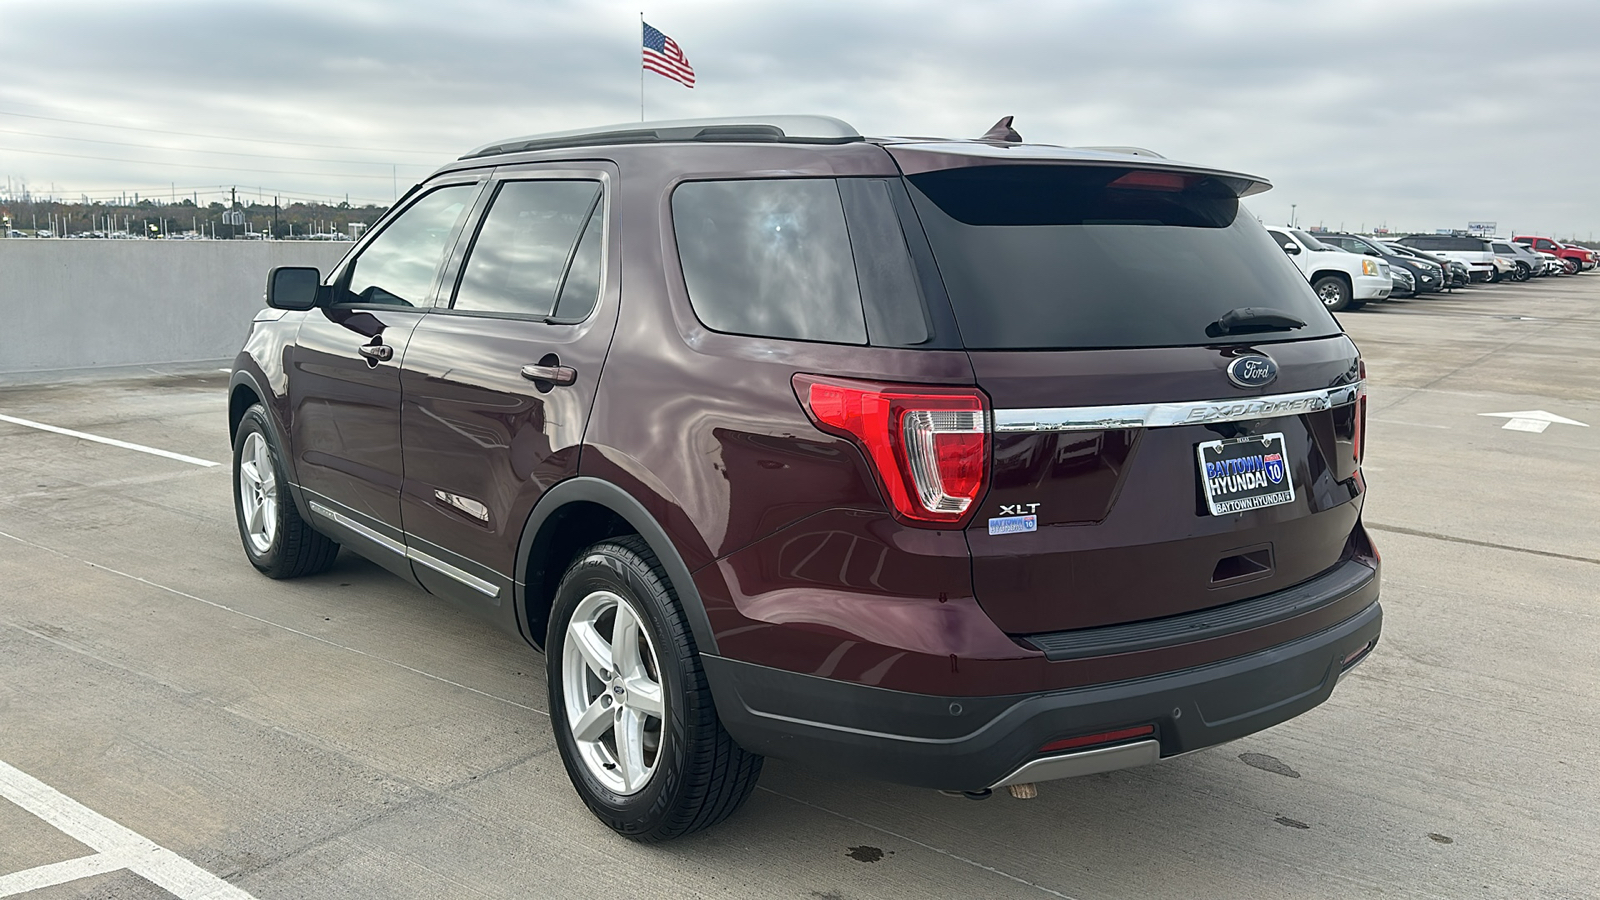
[1,275,1597,899]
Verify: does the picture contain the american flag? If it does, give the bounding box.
[643,22,695,88]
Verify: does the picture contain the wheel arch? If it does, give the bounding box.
[1310,269,1353,289]
[515,477,719,657]
[228,367,312,522]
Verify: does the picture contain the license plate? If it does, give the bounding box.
[1197,432,1295,516]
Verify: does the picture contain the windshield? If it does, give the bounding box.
[905,165,1341,350]
[1292,229,1335,251]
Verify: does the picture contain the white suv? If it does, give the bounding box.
[1267,227,1391,312]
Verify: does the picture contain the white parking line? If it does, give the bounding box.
[0,413,219,468]
[0,759,258,899]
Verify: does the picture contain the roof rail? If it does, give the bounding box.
[1074,146,1166,159]
[464,115,863,159]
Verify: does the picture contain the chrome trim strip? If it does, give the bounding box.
[406,547,501,599]
[308,499,501,598]
[308,501,405,556]
[989,740,1162,788]
[994,382,1363,433]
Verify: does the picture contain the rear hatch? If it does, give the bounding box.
[892,153,1367,635]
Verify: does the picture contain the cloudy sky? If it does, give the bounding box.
[1,0,1597,236]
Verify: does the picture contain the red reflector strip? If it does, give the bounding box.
[1342,640,1375,668]
[1039,725,1156,755]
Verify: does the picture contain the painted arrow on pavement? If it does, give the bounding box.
[1478,410,1590,434]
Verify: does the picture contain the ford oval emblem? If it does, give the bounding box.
[1227,355,1278,389]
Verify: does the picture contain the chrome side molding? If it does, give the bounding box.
[407,547,501,598]
[994,382,1363,433]
[308,500,500,599]
[309,501,405,555]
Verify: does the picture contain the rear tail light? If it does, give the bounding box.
[795,374,989,527]
[1354,359,1368,465]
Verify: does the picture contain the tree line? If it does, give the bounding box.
[1,196,390,239]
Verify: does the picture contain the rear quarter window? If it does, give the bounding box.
[672,179,866,345]
[671,178,932,346]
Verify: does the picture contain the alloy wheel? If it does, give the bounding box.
[562,589,667,795]
[237,432,278,554]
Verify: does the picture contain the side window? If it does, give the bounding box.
[553,201,604,321]
[343,184,476,306]
[673,178,867,345]
[1536,239,1555,251]
[453,180,603,318]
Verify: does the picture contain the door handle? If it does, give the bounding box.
[521,364,576,386]
[358,343,393,362]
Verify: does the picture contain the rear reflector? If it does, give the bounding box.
[1342,640,1376,668]
[795,375,989,527]
[1039,725,1156,755]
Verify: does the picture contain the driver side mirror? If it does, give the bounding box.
[265,266,323,310]
[1280,242,1300,255]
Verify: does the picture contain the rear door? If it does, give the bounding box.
[897,161,1366,635]
[397,164,619,609]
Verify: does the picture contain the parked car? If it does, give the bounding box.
[1513,235,1594,272]
[1535,250,1565,276]
[229,115,1381,840]
[1487,256,1518,283]
[1318,232,1443,294]
[1266,226,1391,310]
[1395,234,1497,282]
[1490,240,1542,282]
[1382,242,1468,289]
[1390,265,1416,296]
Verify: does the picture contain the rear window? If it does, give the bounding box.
[906,165,1340,350]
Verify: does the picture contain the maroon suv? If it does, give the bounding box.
[229,115,1381,841]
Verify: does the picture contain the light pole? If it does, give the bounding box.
[1290,204,1297,228]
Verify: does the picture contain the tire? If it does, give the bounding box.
[232,404,339,578]
[547,536,762,841]
[1312,275,1352,311]
[1514,263,1530,282]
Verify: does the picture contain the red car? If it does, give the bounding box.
[1513,235,1595,271]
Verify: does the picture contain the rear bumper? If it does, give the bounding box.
[704,598,1381,791]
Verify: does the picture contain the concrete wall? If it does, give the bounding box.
[0,240,353,376]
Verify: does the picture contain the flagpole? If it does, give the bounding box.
[639,12,645,122]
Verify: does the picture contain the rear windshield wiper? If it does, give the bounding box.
[1206,307,1307,338]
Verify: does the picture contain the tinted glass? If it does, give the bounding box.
[455,180,601,317]
[673,179,867,345]
[907,166,1340,350]
[836,178,930,346]
[1492,243,1514,253]
[1402,236,1443,250]
[553,202,604,320]
[344,185,476,306]
[1292,229,1334,251]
